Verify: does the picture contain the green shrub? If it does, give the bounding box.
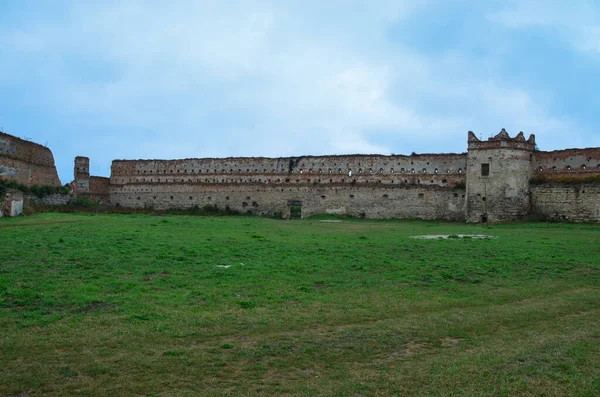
[0,179,70,197]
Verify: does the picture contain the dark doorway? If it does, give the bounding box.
[480,214,488,223]
[288,200,302,219]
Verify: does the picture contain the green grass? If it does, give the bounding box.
[1,213,599,396]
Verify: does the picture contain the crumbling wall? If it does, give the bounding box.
[72,157,110,202]
[109,182,465,220]
[465,130,535,222]
[0,132,61,186]
[85,176,110,202]
[73,156,90,192]
[0,189,24,217]
[110,153,467,188]
[531,184,600,222]
[108,153,467,220]
[533,148,600,181]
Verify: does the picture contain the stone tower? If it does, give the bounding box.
[465,129,536,222]
[74,156,90,193]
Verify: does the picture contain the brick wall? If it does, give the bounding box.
[531,184,600,222]
[0,132,61,186]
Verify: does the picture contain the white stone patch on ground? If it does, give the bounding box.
[409,234,496,239]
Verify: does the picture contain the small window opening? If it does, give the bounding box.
[481,163,490,176]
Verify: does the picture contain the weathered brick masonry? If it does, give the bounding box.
[0,132,61,186]
[104,152,468,219]
[3,129,599,222]
[89,129,600,222]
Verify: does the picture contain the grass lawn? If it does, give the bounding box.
[1,213,599,396]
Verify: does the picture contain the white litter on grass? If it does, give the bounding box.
[216,265,232,268]
[409,234,496,239]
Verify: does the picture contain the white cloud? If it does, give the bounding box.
[0,0,596,181]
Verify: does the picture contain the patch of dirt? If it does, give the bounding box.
[143,271,169,281]
[441,337,462,347]
[368,341,425,365]
[409,234,496,239]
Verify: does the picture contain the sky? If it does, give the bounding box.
[1,0,599,184]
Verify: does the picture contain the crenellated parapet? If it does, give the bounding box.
[465,129,536,222]
[468,129,536,152]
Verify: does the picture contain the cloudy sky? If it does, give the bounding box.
[1,0,599,183]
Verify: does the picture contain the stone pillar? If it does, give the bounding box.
[74,156,90,193]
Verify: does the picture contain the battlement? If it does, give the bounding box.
[468,129,536,151]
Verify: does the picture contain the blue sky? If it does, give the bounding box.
[1,0,599,183]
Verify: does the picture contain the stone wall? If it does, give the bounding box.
[110,153,467,188]
[79,130,600,223]
[25,194,72,207]
[109,182,466,220]
[86,176,110,202]
[74,156,90,192]
[465,130,535,222]
[0,132,61,186]
[533,148,600,181]
[531,184,600,222]
[0,189,24,217]
[107,153,467,220]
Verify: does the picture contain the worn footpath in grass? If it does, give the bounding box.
[0,213,599,396]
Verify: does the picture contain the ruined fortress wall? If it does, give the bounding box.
[533,148,600,179]
[531,184,600,222]
[465,131,535,222]
[83,176,110,202]
[109,183,466,220]
[110,153,467,188]
[108,153,467,220]
[0,132,61,186]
